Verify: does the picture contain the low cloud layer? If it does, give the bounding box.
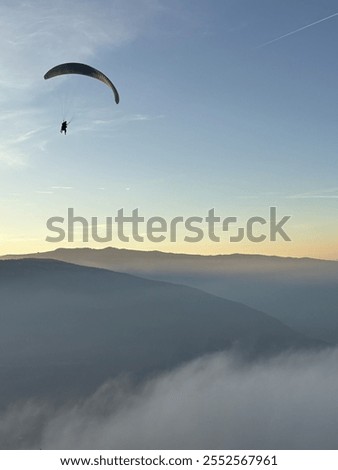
[2,348,338,449]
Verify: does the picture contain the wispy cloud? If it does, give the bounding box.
[0,0,163,165]
[50,186,73,190]
[0,0,161,92]
[70,113,163,135]
[0,107,48,166]
[95,113,164,125]
[288,187,338,199]
[0,146,26,167]
[125,114,164,122]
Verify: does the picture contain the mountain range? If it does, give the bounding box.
[0,257,324,407]
[3,247,337,343]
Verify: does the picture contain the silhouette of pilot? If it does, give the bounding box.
[60,120,68,135]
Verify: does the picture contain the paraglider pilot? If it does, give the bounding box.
[60,120,68,135]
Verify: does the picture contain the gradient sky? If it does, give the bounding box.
[0,0,337,259]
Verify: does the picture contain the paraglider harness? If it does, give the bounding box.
[60,120,69,135]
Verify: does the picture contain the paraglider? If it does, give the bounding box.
[60,120,68,135]
[44,62,119,133]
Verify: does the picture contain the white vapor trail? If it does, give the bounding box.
[258,12,338,48]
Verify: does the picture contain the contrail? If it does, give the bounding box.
[258,12,338,48]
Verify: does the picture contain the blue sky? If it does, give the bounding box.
[0,0,337,258]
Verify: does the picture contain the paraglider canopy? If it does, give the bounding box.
[44,62,120,104]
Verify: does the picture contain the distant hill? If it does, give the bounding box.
[3,247,338,343]
[0,258,324,406]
